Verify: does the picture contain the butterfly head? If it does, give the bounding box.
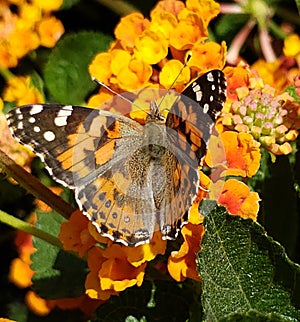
[146,101,165,123]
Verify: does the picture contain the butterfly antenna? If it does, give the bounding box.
[168,52,192,90]
[92,77,151,117]
[92,77,134,105]
[157,52,192,110]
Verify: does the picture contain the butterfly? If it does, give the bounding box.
[6,70,226,246]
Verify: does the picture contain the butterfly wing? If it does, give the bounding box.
[160,70,227,232]
[7,104,174,246]
[166,69,227,163]
[6,104,143,188]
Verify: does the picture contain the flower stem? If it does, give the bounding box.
[0,209,62,248]
[268,21,286,40]
[95,0,139,16]
[0,66,15,81]
[259,27,276,62]
[227,19,256,65]
[0,149,75,219]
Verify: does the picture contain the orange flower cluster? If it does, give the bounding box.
[0,76,44,172]
[251,33,300,93]
[3,75,44,106]
[60,211,166,300]
[0,0,64,68]
[88,0,225,107]
[0,1,63,170]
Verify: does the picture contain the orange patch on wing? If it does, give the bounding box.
[57,146,75,170]
[66,132,81,146]
[106,121,122,139]
[173,163,181,187]
[58,130,102,171]
[190,128,201,148]
[95,140,115,166]
[57,134,94,171]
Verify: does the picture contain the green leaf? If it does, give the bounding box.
[295,0,300,14]
[61,0,81,10]
[197,201,300,321]
[260,152,298,260]
[44,31,112,105]
[219,310,295,321]
[30,70,45,99]
[125,316,147,322]
[215,14,249,42]
[285,85,300,103]
[31,208,88,299]
[7,302,28,322]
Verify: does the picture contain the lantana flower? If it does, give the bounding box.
[205,131,261,178]
[60,210,166,300]
[250,33,300,94]
[221,75,299,155]
[3,75,44,106]
[209,179,260,221]
[0,0,64,68]
[0,76,43,170]
[168,223,204,282]
[88,0,225,106]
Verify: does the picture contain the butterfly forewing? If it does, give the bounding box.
[6,104,143,188]
[6,69,227,247]
[166,69,226,163]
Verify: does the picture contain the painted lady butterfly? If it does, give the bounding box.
[6,70,226,246]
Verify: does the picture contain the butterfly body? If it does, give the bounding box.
[6,70,226,246]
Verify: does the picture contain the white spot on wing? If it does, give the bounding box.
[207,72,214,82]
[203,103,209,113]
[54,106,73,127]
[192,83,201,92]
[62,105,73,110]
[192,82,202,101]
[29,117,36,123]
[43,130,55,142]
[34,126,40,132]
[17,121,23,130]
[196,91,203,102]
[29,105,43,115]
